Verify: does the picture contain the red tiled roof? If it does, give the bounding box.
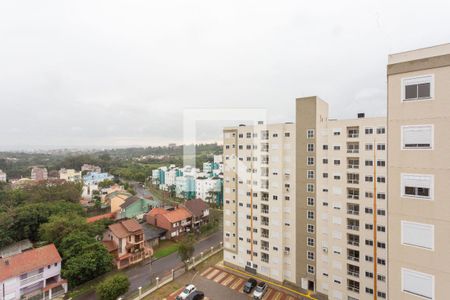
[0,244,61,282]
[148,207,192,223]
[108,219,143,239]
[87,212,116,223]
[184,198,209,217]
[148,207,167,217]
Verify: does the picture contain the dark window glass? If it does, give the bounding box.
[405,84,418,99]
[418,83,431,98]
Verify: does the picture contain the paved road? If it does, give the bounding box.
[79,230,223,300]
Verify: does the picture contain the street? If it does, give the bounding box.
[78,230,223,300]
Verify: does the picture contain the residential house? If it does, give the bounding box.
[81,164,101,173]
[146,207,193,239]
[31,167,48,181]
[0,170,6,182]
[108,191,132,212]
[102,219,153,269]
[58,169,82,182]
[183,198,210,229]
[116,195,159,220]
[0,244,67,300]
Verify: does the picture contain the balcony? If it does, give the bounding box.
[347,225,360,231]
[21,273,44,286]
[347,255,359,262]
[261,220,269,226]
[347,142,360,153]
[348,286,360,293]
[347,210,359,216]
[347,127,359,138]
[261,233,269,238]
[347,270,360,278]
[347,240,360,247]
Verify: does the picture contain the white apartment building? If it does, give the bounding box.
[0,244,67,300]
[223,122,297,284]
[195,177,221,202]
[0,170,6,182]
[387,44,450,300]
[296,97,388,299]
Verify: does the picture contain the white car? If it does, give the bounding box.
[253,282,268,300]
[176,284,197,300]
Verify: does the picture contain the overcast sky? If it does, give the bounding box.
[1,0,449,150]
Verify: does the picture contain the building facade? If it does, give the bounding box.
[296,97,388,299]
[0,244,67,300]
[58,168,82,182]
[30,167,48,181]
[0,170,6,182]
[223,122,297,284]
[387,44,450,300]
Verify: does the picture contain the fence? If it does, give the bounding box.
[125,242,223,300]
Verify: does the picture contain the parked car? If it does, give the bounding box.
[243,278,258,293]
[253,282,268,300]
[176,284,197,300]
[186,291,205,300]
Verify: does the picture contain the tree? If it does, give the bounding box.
[62,243,113,287]
[96,274,130,300]
[39,214,88,247]
[178,234,195,271]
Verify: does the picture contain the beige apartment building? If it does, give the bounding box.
[223,122,297,285]
[296,97,388,299]
[387,44,450,300]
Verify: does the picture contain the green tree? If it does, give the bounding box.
[62,243,113,287]
[178,234,195,271]
[39,214,88,247]
[96,274,130,300]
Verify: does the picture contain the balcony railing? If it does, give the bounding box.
[261,246,269,251]
[348,240,360,246]
[347,270,360,278]
[347,225,360,231]
[347,255,359,262]
[347,195,360,200]
[347,149,360,153]
[348,286,360,293]
[261,233,269,238]
[261,221,269,226]
[348,164,359,169]
[261,209,269,214]
[21,273,44,286]
[347,210,359,216]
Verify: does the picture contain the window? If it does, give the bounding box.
[402,125,433,149]
[377,144,386,151]
[307,129,315,139]
[401,173,434,200]
[401,221,434,250]
[307,237,315,247]
[376,127,386,134]
[307,157,315,166]
[307,211,314,220]
[365,144,373,151]
[377,242,386,249]
[323,158,328,164]
[365,160,373,166]
[307,144,314,152]
[307,197,315,206]
[377,160,386,167]
[246,132,251,138]
[334,160,340,165]
[307,183,314,193]
[402,268,434,300]
[333,145,340,150]
[307,251,315,261]
[285,132,290,137]
[307,170,315,179]
[307,224,315,233]
[323,145,328,150]
[377,176,386,183]
[307,265,315,274]
[365,128,373,134]
[402,75,433,101]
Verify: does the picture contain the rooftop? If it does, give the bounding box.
[0,244,61,282]
[388,43,450,64]
[108,219,143,238]
[184,198,209,218]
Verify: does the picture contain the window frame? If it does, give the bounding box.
[401,268,435,300]
[401,124,434,151]
[401,74,434,102]
[401,220,435,251]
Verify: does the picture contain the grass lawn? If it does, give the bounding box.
[153,240,180,259]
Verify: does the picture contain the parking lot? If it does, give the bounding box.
[165,266,301,300]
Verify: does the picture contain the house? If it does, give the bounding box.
[31,167,48,181]
[102,219,153,269]
[108,191,133,212]
[183,198,210,229]
[58,169,82,182]
[146,207,193,239]
[115,195,159,220]
[141,223,167,247]
[0,244,67,300]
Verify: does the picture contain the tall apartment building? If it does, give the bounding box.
[387,44,450,299]
[296,97,388,299]
[223,122,297,284]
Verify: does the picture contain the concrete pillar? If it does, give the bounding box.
[156,277,160,288]
[138,287,142,299]
[171,269,175,280]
